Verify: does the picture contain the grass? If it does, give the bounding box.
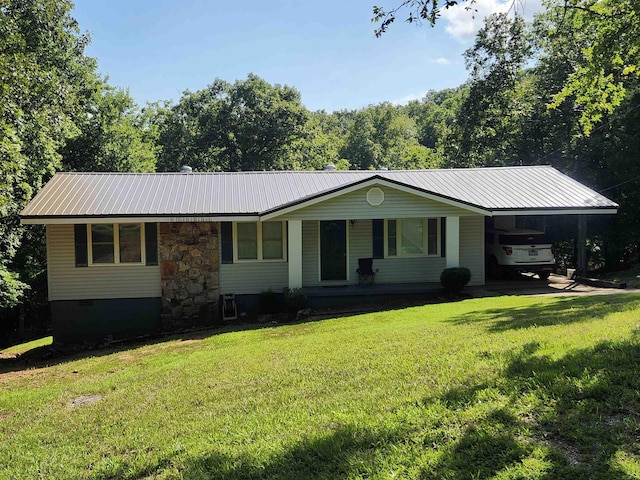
[0,336,52,358]
[2,294,640,479]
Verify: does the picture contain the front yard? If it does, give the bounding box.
[2,294,640,479]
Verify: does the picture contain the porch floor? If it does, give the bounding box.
[305,282,442,298]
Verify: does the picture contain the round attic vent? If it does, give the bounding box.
[366,187,384,206]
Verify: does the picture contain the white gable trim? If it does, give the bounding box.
[260,178,490,220]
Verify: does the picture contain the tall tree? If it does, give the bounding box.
[0,0,96,308]
[61,80,158,173]
[284,112,347,170]
[341,103,434,170]
[549,0,640,135]
[373,0,640,135]
[445,13,534,167]
[155,74,309,172]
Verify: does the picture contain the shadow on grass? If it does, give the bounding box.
[416,338,640,479]
[90,339,640,479]
[448,294,640,332]
[179,424,412,480]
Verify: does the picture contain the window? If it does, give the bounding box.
[234,221,286,262]
[237,223,258,260]
[88,223,144,265]
[91,224,115,264]
[386,218,440,257]
[119,224,142,263]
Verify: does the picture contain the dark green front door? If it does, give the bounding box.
[320,220,347,281]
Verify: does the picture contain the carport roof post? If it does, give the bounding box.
[577,214,587,276]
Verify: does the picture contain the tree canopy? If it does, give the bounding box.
[0,0,158,322]
[372,0,640,135]
[0,0,96,308]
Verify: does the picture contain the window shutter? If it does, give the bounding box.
[221,222,233,264]
[372,219,384,259]
[74,224,88,267]
[440,217,446,258]
[145,223,158,266]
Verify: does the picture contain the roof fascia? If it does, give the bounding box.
[261,177,490,220]
[21,215,261,225]
[491,208,618,216]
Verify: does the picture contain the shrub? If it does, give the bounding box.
[284,287,308,315]
[440,267,471,294]
[259,289,282,314]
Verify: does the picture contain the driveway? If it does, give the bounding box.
[469,273,640,298]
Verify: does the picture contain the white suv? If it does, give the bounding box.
[485,228,555,280]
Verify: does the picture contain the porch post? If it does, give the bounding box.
[577,214,587,276]
[445,216,460,268]
[288,220,303,289]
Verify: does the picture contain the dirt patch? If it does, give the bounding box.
[68,394,103,409]
[116,353,136,361]
[0,366,73,386]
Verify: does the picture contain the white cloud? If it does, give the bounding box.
[431,57,453,66]
[441,0,545,43]
[391,90,431,105]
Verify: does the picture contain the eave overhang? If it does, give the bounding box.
[20,213,261,225]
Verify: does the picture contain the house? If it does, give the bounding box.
[20,166,618,343]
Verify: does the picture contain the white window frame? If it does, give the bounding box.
[384,218,441,257]
[233,221,287,263]
[87,223,146,266]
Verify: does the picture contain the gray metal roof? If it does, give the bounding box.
[20,166,618,220]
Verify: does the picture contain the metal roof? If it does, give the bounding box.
[20,166,618,221]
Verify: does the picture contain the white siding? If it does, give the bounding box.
[459,216,485,286]
[348,219,372,282]
[47,224,161,301]
[279,185,474,221]
[219,263,289,295]
[374,256,447,284]
[302,221,320,286]
[301,219,449,286]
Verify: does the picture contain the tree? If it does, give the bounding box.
[61,80,158,173]
[284,112,347,170]
[341,103,435,170]
[0,0,96,309]
[154,74,309,172]
[548,0,640,135]
[445,13,535,167]
[372,0,473,36]
[372,0,640,135]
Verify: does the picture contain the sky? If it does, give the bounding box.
[72,0,544,112]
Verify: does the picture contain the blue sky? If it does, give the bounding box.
[72,0,543,112]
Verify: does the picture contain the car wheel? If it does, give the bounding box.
[538,272,550,281]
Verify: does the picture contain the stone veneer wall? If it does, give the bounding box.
[159,222,220,327]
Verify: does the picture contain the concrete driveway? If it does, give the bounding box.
[469,273,640,298]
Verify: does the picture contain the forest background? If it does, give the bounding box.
[2,0,639,339]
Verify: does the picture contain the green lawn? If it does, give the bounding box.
[0,336,52,358]
[2,295,640,479]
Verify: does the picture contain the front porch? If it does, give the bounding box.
[305,282,442,309]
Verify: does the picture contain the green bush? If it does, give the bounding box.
[284,287,308,315]
[440,267,471,294]
[259,289,282,314]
